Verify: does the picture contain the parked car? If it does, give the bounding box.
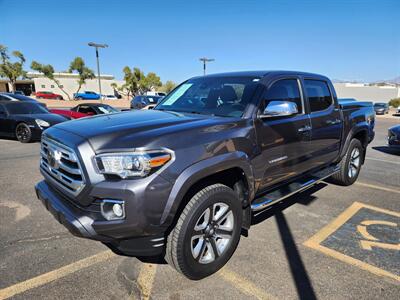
[0,92,46,107]
[388,125,400,149]
[35,71,375,280]
[51,103,119,119]
[0,101,67,143]
[103,95,118,100]
[35,91,64,100]
[73,91,101,100]
[373,102,389,115]
[131,95,163,109]
[146,91,167,97]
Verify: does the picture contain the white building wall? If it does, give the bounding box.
[333,83,400,103]
[28,72,124,99]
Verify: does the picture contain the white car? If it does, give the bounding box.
[103,95,119,100]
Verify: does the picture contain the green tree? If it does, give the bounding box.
[0,45,27,92]
[68,57,95,94]
[31,61,71,100]
[160,80,176,93]
[121,66,145,98]
[142,72,162,92]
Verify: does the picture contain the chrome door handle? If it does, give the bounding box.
[326,119,342,125]
[298,125,311,133]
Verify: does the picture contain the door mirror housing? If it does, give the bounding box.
[259,101,298,118]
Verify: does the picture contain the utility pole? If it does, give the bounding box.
[88,42,108,102]
[199,57,215,75]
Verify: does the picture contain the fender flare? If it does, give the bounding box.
[160,151,255,225]
[339,123,369,160]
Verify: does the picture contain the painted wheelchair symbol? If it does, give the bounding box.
[357,220,400,251]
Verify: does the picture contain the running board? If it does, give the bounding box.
[251,165,340,212]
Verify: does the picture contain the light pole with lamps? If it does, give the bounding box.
[88,42,108,101]
[199,57,215,75]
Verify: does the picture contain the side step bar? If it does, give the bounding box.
[251,165,340,212]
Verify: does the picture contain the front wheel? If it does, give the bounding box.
[330,139,363,186]
[15,123,32,143]
[165,184,242,280]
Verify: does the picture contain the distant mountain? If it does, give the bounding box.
[384,76,400,84]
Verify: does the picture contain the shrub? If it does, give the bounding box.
[388,98,400,108]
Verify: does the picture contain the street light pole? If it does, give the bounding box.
[199,57,215,75]
[88,42,108,102]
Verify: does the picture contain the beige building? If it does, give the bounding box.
[333,83,400,103]
[0,72,124,98]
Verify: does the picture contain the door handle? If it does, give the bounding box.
[298,125,311,133]
[326,119,342,125]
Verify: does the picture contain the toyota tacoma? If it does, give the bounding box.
[35,71,375,279]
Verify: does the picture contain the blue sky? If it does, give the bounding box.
[1,0,399,83]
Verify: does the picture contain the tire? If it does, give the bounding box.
[57,96,63,100]
[330,139,363,186]
[165,184,242,280]
[76,97,83,100]
[15,123,32,143]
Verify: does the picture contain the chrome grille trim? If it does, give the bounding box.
[40,137,85,195]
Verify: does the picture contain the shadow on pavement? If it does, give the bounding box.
[252,183,325,300]
[372,146,400,156]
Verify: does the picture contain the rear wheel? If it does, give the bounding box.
[165,184,242,280]
[15,123,32,143]
[330,139,363,186]
[57,96,63,100]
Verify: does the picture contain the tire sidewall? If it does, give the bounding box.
[178,186,242,279]
[343,139,363,185]
[15,123,32,143]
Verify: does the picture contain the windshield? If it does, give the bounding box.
[6,102,49,114]
[156,76,260,117]
[97,105,119,114]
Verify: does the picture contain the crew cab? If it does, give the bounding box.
[35,71,375,280]
[73,91,100,100]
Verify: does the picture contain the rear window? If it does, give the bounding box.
[304,80,333,112]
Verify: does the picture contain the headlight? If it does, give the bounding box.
[36,119,50,128]
[95,150,173,178]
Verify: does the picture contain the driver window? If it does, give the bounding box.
[263,79,303,114]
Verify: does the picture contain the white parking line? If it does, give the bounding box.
[355,182,400,194]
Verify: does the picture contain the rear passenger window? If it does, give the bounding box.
[304,80,332,112]
[264,79,303,114]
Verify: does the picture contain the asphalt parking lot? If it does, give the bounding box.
[0,116,399,300]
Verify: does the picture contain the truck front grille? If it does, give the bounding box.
[40,137,85,195]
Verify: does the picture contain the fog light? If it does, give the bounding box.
[100,200,125,220]
[112,203,123,217]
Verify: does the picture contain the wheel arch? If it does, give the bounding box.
[160,152,255,229]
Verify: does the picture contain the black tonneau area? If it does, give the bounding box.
[339,99,373,110]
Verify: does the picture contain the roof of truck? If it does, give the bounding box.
[198,70,329,79]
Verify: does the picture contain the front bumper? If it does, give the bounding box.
[35,180,167,256]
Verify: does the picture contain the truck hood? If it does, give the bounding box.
[52,110,231,152]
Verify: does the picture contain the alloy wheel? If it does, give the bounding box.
[348,147,360,178]
[191,202,234,264]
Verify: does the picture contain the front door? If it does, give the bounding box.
[254,78,312,192]
[303,79,342,169]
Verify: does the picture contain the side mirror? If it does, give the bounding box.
[260,101,298,118]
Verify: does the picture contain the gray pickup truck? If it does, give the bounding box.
[35,71,375,279]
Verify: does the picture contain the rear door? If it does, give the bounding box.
[254,77,312,191]
[303,79,342,169]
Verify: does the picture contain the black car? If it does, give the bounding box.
[130,95,163,109]
[373,102,389,115]
[0,101,67,143]
[0,92,46,107]
[388,125,400,149]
